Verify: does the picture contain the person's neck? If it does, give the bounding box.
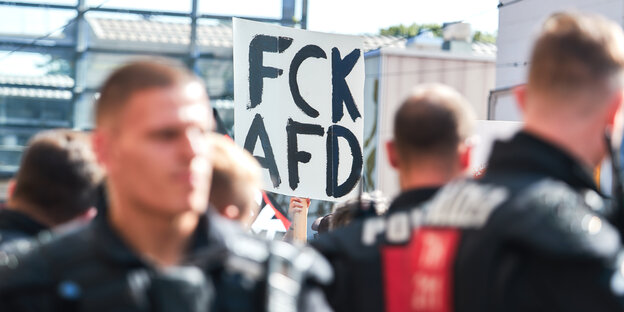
[7,198,55,227]
[108,192,200,268]
[399,162,458,191]
[523,113,605,169]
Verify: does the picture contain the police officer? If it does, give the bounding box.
[0,61,331,312]
[310,83,476,311]
[0,130,102,248]
[417,12,624,311]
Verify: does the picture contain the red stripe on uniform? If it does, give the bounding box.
[382,228,460,312]
[382,245,412,312]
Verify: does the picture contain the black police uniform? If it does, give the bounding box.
[413,131,624,312]
[310,187,439,312]
[0,212,332,312]
[0,209,48,247]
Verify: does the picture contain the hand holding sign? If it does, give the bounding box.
[234,18,365,201]
[289,197,311,242]
[288,197,310,217]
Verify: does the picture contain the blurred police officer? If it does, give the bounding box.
[310,83,475,311]
[0,61,331,312]
[417,12,624,312]
[0,129,102,248]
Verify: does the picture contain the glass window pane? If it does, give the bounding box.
[0,127,41,174]
[0,6,76,37]
[0,52,73,77]
[196,58,233,99]
[41,100,70,123]
[6,99,40,120]
[0,50,73,175]
[10,0,76,5]
[74,91,97,130]
[84,52,185,89]
[0,145,24,172]
[199,0,281,19]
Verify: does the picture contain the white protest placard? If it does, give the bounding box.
[233,18,364,202]
[470,120,522,177]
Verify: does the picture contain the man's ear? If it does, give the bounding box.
[386,140,399,169]
[92,130,110,170]
[6,178,16,200]
[458,143,472,172]
[513,84,528,114]
[606,90,624,128]
[608,91,624,149]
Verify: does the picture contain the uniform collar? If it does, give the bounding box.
[388,187,440,213]
[92,212,216,268]
[0,208,48,237]
[486,131,599,192]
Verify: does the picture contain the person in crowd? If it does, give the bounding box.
[310,83,475,311]
[311,213,331,236]
[289,191,388,240]
[417,11,624,311]
[0,61,331,312]
[328,192,388,231]
[208,133,262,228]
[0,129,103,248]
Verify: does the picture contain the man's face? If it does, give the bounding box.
[102,82,212,217]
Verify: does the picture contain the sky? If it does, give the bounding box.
[0,0,501,34]
[79,0,501,34]
[307,0,500,35]
[0,0,500,75]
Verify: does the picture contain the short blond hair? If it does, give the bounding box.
[528,12,624,104]
[209,134,262,217]
[96,61,206,129]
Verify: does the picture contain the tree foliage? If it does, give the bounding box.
[379,23,443,38]
[379,23,497,44]
[472,31,497,44]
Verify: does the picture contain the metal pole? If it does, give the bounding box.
[189,0,200,75]
[71,0,88,129]
[301,0,308,29]
[0,1,76,10]
[281,0,295,27]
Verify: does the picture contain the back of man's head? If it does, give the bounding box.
[96,60,203,129]
[11,129,104,225]
[393,83,475,165]
[209,134,262,227]
[528,12,624,109]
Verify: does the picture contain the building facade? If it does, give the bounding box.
[491,0,624,120]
